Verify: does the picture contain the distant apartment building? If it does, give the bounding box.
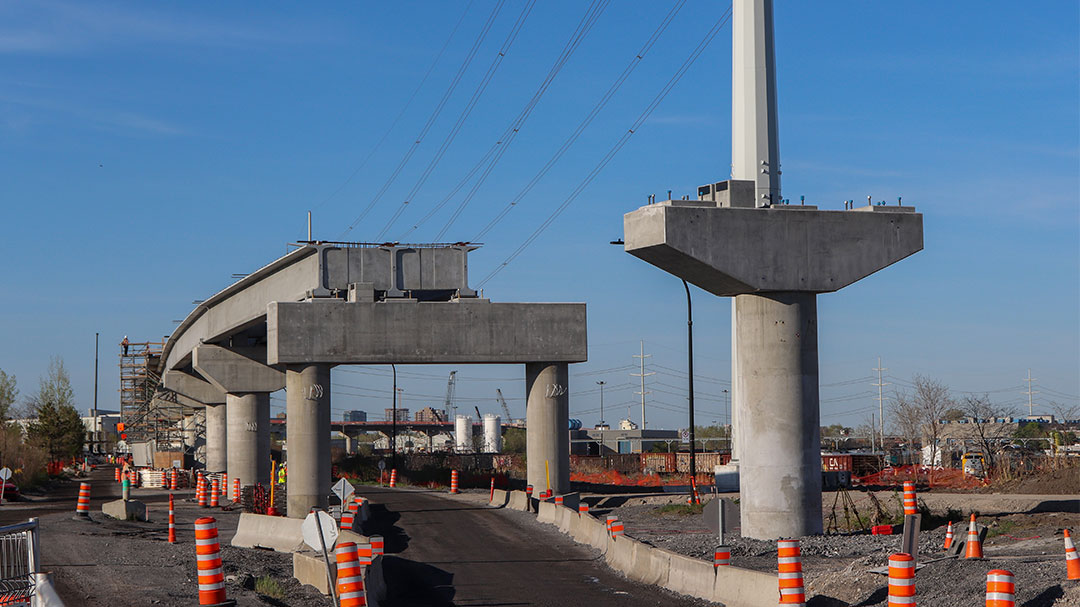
[384,408,410,422]
[343,410,367,422]
[414,407,446,423]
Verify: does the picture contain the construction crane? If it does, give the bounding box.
[496,388,513,421]
[443,371,457,421]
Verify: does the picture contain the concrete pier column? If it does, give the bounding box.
[525,362,570,495]
[205,404,228,473]
[735,292,822,539]
[286,364,331,517]
[226,393,271,489]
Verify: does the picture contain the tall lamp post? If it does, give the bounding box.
[596,381,606,427]
[682,280,696,482]
[391,364,397,469]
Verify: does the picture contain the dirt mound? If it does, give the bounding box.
[979,464,1080,495]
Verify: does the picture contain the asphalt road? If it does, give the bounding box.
[361,485,708,607]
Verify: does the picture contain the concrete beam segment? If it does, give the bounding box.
[162,371,226,405]
[525,362,570,495]
[286,364,331,517]
[623,204,923,296]
[205,403,228,473]
[267,301,587,365]
[162,247,321,372]
[736,292,822,539]
[193,345,285,394]
[226,392,271,488]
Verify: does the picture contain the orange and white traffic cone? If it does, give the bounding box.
[965,514,983,559]
[887,553,915,607]
[943,521,954,549]
[210,479,220,508]
[714,546,731,568]
[74,482,90,518]
[449,470,459,494]
[778,539,806,606]
[690,475,701,505]
[370,535,384,558]
[194,517,230,606]
[902,481,918,516]
[389,469,397,488]
[985,569,1014,607]
[168,494,177,544]
[336,542,367,607]
[1065,529,1080,580]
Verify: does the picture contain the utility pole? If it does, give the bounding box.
[1024,369,1038,416]
[596,381,606,427]
[873,357,888,450]
[631,340,654,429]
[93,332,99,454]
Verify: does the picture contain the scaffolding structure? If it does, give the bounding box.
[118,341,174,447]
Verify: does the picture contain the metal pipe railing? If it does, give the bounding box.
[0,517,40,603]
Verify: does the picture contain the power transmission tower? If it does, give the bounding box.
[873,357,888,450]
[1024,369,1038,416]
[630,340,654,429]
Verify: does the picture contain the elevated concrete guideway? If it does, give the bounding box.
[157,241,587,516]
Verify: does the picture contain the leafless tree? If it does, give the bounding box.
[959,394,1015,470]
[890,390,922,464]
[912,375,953,469]
[1050,401,1080,422]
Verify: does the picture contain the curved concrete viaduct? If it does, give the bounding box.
[158,242,586,516]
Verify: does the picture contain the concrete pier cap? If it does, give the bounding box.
[623,187,923,539]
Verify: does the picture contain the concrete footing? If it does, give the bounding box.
[102,499,147,521]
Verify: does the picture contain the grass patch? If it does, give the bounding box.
[254,576,286,599]
[986,519,1017,538]
[654,503,705,516]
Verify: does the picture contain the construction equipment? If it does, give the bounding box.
[496,389,512,421]
[443,371,457,422]
[962,452,987,478]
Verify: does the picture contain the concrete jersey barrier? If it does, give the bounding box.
[233,512,370,553]
[542,503,778,607]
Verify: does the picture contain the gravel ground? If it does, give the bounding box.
[34,469,330,607]
[591,493,1079,607]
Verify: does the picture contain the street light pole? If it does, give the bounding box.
[722,389,730,449]
[683,280,696,482]
[596,381,606,427]
[391,364,397,469]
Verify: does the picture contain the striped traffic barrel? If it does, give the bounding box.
[75,482,91,517]
[985,569,1014,607]
[335,542,367,607]
[714,546,731,568]
[194,517,228,605]
[887,553,915,606]
[902,481,918,516]
[777,539,805,606]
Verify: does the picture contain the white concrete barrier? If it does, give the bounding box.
[490,489,510,507]
[232,513,306,552]
[508,490,529,511]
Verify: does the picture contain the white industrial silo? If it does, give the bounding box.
[483,414,502,453]
[455,415,472,452]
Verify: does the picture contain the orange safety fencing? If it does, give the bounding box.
[854,464,987,489]
[571,469,714,488]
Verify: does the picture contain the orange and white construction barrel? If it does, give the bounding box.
[232,478,240,502]
[194,517,229,606]
[449,470,459,494]
[356,542,373,567]
[210,479,220,508]
[887,552,915,607]
[985,569,1014,607]
[389,469,397,488]
[370,535,384,558]
[335,541,367,607]
[579,503,589,514]
[902,481,918,516]
[777,539,806,606]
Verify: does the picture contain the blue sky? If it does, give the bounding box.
[1,1,1077,433]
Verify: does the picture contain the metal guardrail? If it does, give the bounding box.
[0,517,40,605]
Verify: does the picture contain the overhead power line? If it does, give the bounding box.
[339,0,506,239]
[375,0,538,240]
[475,5,733,286]
[311,2,474,213]
[469,0,690,244]
[399,0,612,241]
